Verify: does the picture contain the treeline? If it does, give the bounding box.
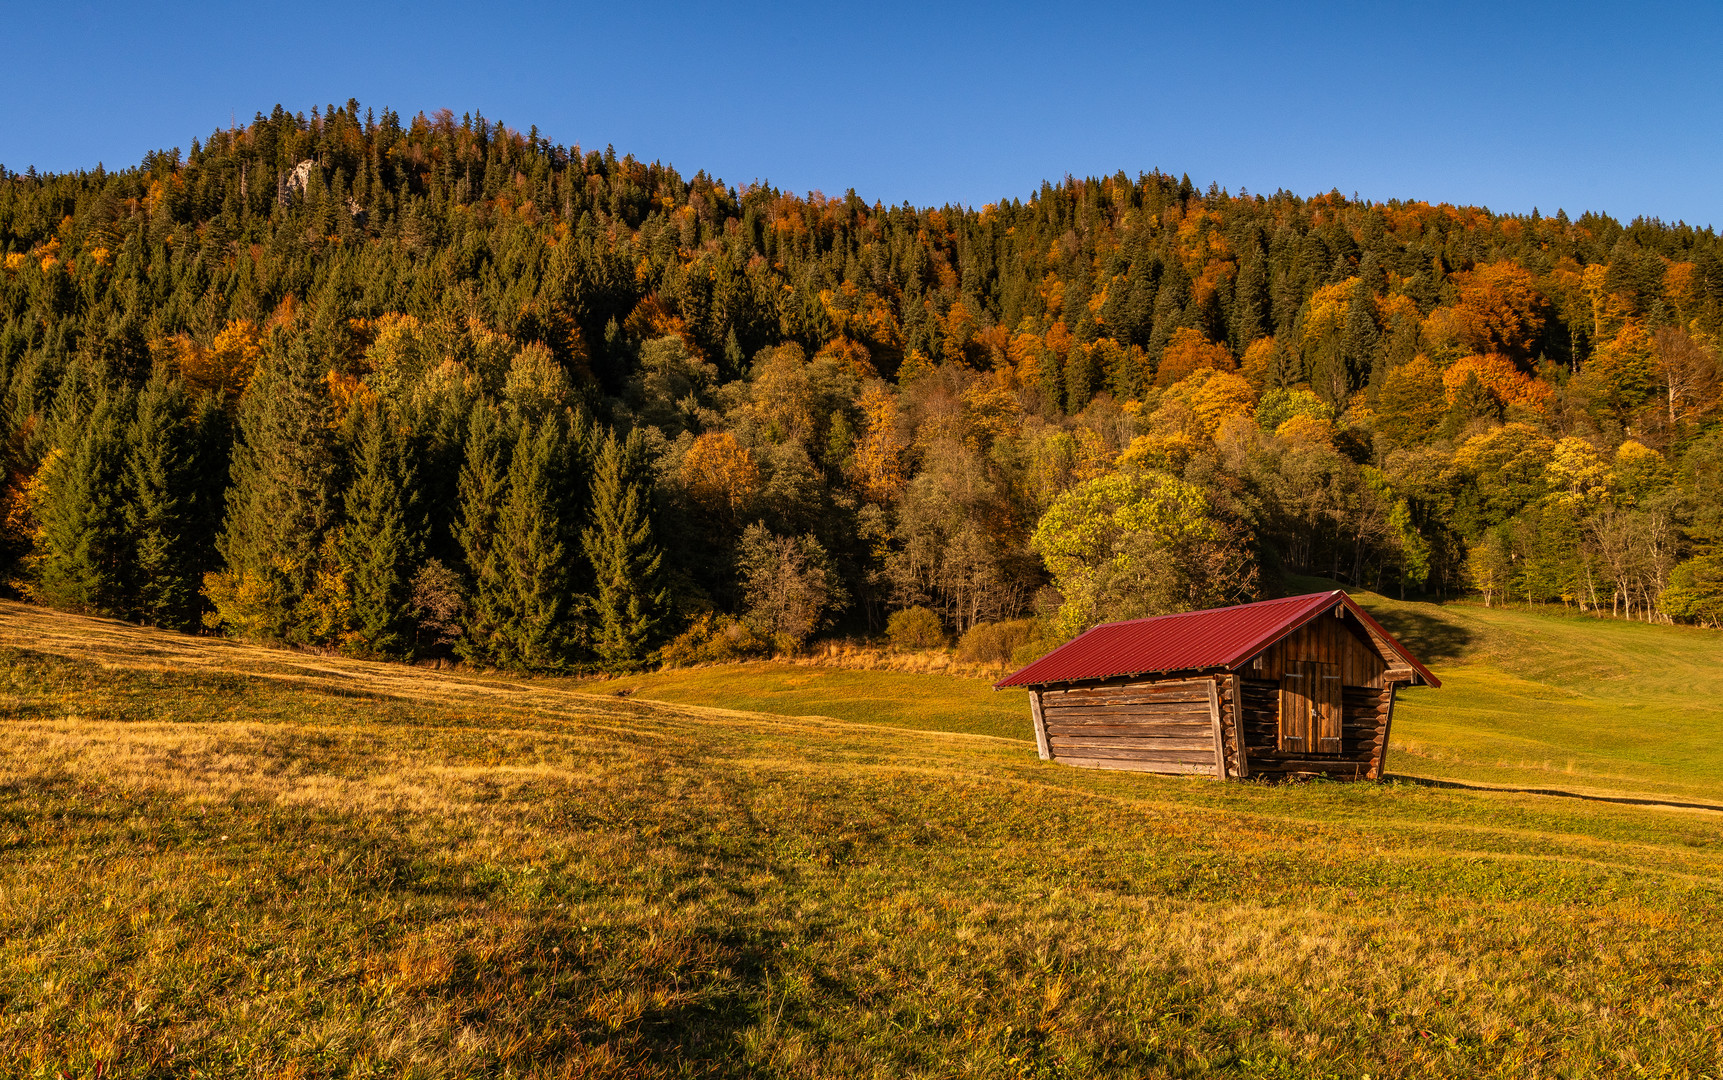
[1,100,1720,671]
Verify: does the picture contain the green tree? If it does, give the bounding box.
[34,386,131,615]
[458,407,577,671]
[1661,551,1723,625]
[124,368,200,628]
[340,404,422,657]
[455,401,515,666]
[736,522,840,649]
[206,333,339,641]
[1031,468,1258,640]
[583,429,665,669]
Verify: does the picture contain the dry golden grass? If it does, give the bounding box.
[1,601,1720,1078]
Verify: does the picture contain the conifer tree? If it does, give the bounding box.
[1343,276,1380,386]
[340,403,421,657]
[582,428,664,670]
[457,405,579,671]
[455,401,514,665]
[206,333,337,641]
[492,417,575,669]
[34,385,131,616]
[125,367,200,628]
[1230,253,1268,353]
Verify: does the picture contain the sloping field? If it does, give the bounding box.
[1340,587,1723,804]
[1,600,1720,1077]
[620,586,1723,806]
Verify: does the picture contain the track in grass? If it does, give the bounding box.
[1,600,1720,1077]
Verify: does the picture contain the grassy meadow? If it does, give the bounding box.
[0,598,1720,1077]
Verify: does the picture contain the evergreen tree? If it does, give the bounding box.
[455,400,514,665]
[493,416,575,670]
[206,333,338,641]
[124,367,200,628]
[457,407,576,671]
[1230,252,1268,353]
[34,385,131,615]
[1343,275,1381,388]
[582,428,664,670]
[340,403,421,657]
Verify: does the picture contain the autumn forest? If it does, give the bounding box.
[3,100,1721,671]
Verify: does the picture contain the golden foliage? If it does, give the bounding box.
[851,383,909,504]
[1239,336,1275,389]
[1118,432,1199,473]
[160,319,263,401]
[1449,261,1546,359]
[1275,413,1337,450]
[1156,328,1234,388]
[1154,369,1256,440]
[1442,353,1552,413]
[681,431,760,521]
[814,336,878,380]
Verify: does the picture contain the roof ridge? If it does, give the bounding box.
[1081,590,1338,633]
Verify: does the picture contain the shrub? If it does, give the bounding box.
[956,619,1039,665]
[660,612,771,666]
[886,606,947,650]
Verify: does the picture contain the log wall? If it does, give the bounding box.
[1035,678,1225,777]
[1236,677,1393,778]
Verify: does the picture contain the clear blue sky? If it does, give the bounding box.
[5,1,1720,227]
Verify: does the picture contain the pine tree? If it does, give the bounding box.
[493,417,574,670]
[34,385,131,616]
[1230,253,1268,353]
[582,428,664,671]
[206,333,338,641]
[455,401,514,665]
[340,404,421,657]
[125,367,200,628]
[1343,277,1380,392]
[457,407,577,671]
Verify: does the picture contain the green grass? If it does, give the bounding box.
[1326,583,1723,804]
[0,602,1721,1077]
[603,662,1031,741]
[611,583,1723,807]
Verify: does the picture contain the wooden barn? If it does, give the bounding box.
[995,591,1439,780]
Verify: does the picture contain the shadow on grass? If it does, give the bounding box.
[1369,606,1474,662]
[1389,774,1723,814]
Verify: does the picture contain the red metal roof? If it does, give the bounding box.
[994,590,1440,689]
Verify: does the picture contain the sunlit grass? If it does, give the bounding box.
[603,661,1031,741]
[0,601,1720,1076]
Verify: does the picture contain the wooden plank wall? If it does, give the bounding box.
[1237,678,1389,778]
[1038,679,1224,776]
[1245,612,1389,689]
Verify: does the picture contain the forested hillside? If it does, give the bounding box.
[3,100,1720,670]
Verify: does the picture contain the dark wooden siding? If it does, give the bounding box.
[1245,611,1389,689]
[1038,678,1223,776]
[1236,678,1391,778]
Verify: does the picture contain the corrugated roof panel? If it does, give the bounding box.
[994,590,1439,689]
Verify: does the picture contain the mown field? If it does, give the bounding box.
[0,598,1720,1078]
[621,583,1723,806]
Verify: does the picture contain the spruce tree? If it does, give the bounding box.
[582,428,664,671]
[493,417,574,670]
[1343,276,1381,389]
[1230,253,1268,353]
[455,400,514,665]
[207,333,337,641]
[457,404,580,671]
[34,385,131,616]
[340,404,421,657]
[125,367,200,628]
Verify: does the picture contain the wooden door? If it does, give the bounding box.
[1279,660,1342,754]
